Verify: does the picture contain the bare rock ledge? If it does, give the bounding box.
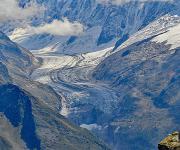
[158,132,180,150]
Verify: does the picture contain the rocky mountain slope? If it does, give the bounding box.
[1,0,179,150]
[0,32,109,150]
[93,15,180,149]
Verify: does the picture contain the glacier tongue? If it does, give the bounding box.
[31,46,115,117]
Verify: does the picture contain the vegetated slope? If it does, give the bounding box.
[93,15,180,150]
[0,32,109,150]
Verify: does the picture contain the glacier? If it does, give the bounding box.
[0,0,180,150]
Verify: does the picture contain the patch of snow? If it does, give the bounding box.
[80,124,102,131]
[152,24,180,49]
[78,47,113,66]
[59,94,69,117]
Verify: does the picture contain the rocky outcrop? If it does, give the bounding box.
[158,132,180,150]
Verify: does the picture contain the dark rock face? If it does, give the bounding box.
[158,145,169,150]
[0,84,41,150]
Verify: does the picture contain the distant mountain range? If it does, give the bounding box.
[8,0,180,54]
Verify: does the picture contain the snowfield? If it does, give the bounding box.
[152,23,180,49]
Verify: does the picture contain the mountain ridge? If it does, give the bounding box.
[9,0,179,54]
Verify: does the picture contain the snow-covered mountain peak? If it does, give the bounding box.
[117,14,180,51]
[6,0,178,54]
